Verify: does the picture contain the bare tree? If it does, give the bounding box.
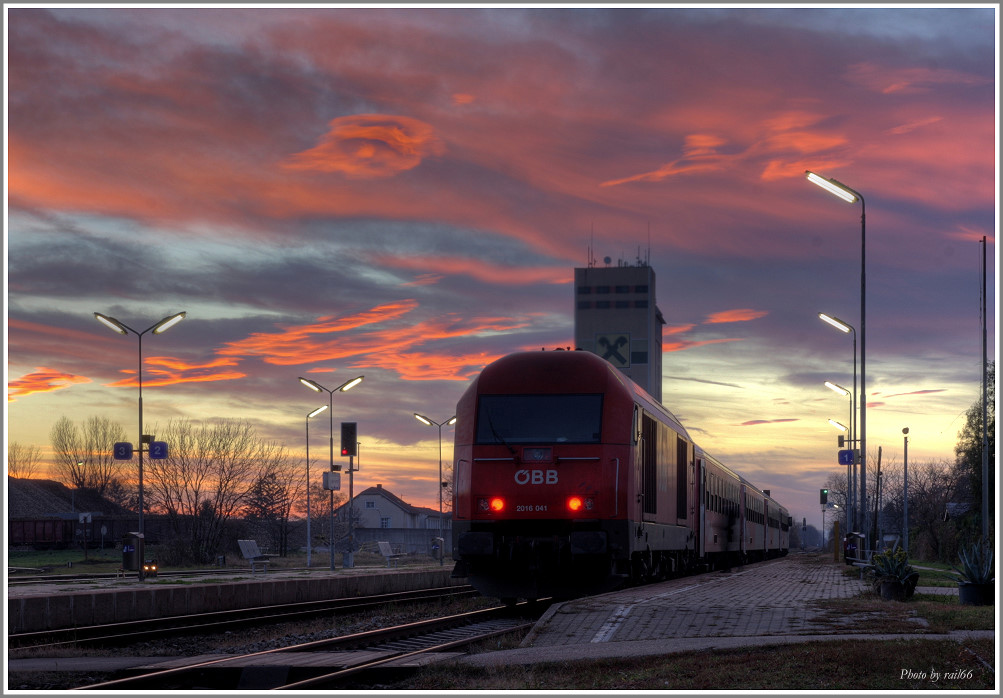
[144,418,290,565]
[7,441,42,479]
[243,447,301,556]
[908,458,963,562]
[49,415,127,495]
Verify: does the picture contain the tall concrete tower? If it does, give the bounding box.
[574,258,665,401]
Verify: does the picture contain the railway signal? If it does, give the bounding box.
[820,488,828,505]
[340,422,358,456]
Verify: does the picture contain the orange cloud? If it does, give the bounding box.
[704,309,768,324]
[452,93,476,105]
[282,114,444,178]
[217,299,531,377]
[8,367,92,401]
[105,357,245,388]
[219,300,420,365]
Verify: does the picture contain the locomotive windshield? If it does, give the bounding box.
[475,394,603,444]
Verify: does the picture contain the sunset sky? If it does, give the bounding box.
[5,5,998,530]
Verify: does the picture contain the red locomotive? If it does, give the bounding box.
[451,349,790,602]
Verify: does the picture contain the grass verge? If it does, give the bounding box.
[398,638,995,691]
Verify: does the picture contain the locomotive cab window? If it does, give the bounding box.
[475,394,603,444]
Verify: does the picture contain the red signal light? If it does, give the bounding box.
[489,497,505,512]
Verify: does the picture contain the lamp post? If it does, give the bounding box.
[807,170,867,548]
[94,311,186,542]
[298,375,364,570]
[825,380,856,530]
[414,413,456,565]
[818,313,858,531]
[305,405,328,568]
[902,428,909,555]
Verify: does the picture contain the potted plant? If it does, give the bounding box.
[952,538,994,606]
[866,547,919,601]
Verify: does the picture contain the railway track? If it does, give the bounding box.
[72,602,546,691]
[7,567,280,586]
[9,585,479,651]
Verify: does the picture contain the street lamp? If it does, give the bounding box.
[825,380,856,531]
[414,413,456,565]
[807,169,867,549]
[298,375,364,570]
[818,313,858,530]
[305,404,328,568]
[94,311,186,543]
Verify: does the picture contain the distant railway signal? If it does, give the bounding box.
[820,488,828,505]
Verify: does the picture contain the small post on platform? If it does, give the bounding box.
[833,520,841,563]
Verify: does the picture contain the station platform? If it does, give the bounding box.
[462,553,983,667]
[7,564,463,635]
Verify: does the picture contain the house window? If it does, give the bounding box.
[380,517,391,529]
[365,501,375,509]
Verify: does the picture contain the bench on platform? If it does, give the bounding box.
[237,539,275,574]
[377,541,402,568]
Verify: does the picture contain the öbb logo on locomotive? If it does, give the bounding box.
[451,349,792,604]
[514,469,558,485]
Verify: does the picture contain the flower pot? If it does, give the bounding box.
[880,580,906,601]
[958,582,994,606]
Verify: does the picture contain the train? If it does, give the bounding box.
[451,349,791,602]
[8,514,167,550]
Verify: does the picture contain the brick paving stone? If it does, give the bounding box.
[527,554,871,647]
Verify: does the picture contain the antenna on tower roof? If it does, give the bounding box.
[587,224,597,268]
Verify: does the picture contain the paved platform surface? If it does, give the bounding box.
[462,553,989,667]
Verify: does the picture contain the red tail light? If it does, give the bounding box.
[567,496,594,512]
[478,497,506,513]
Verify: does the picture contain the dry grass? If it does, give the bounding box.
[399,638,995,691]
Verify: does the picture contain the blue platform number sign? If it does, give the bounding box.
[837,449,855,466]
[149,441,169,459]
[113,442,134,460]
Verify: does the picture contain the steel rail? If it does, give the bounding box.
[11,585,476,650]
[73,602,543,691]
